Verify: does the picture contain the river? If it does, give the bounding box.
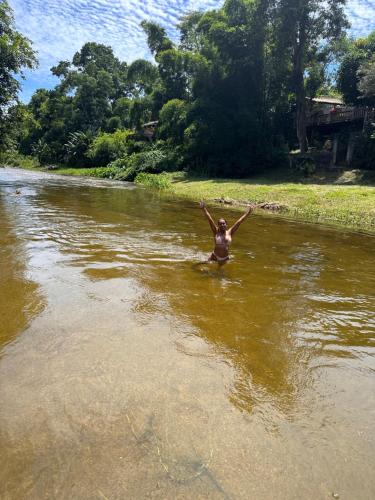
[0,168,374,499]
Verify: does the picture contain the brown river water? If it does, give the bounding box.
[0,168,374,499]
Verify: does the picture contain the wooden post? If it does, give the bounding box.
[332,135,339,166]
[346,133,356,167]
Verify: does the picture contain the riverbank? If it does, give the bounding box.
[2,163,375,233]
[162,171,375,233]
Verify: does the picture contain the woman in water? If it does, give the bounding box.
[199,201,252,265]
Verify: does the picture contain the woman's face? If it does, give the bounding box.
[218,219,227,232]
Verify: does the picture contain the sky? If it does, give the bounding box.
[9,0,375,102]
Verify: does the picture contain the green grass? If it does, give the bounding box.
[135,172,171,189]
[47,166,112,177]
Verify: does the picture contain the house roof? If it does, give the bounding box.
[312,96,344,105]
[143,121,159,127]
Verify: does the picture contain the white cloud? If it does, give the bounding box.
[9,0,375,101]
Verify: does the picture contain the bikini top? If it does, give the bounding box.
[215,232,231,248]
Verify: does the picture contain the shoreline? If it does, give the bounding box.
[3,165,375,234]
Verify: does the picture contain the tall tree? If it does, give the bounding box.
[0,0,37,149]
[358,56,375,103]
[276,0,348,152]
[140,21,173,56]
[337,31,375,104]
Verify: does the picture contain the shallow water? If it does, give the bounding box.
[0,167,374,499]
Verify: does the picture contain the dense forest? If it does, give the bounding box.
[1,0,375,179]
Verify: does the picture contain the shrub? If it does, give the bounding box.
[31,139,54,163]
[87,129,134,166]
[126,139,151,155]
[105,116,122,133]
[104,146,181,182]
[158,99,188,144]
[64,130,94,166]
[107,157,129,169]
[0,151,40,169]
[134,172,171,189]
[113,168,135,181]
[128,148,167,172]
[290,155,316,176]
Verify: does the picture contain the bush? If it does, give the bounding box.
[64,130,93,167]
[290,154,316,176]
[128,148,167,171]
[134,172,171,189]
[107,157,129,169]
[113,168,135,181]
[0,151,40,169]
[105,116,122,133]
[31,139,54,163]
[87,144,182,182]
[87,129,134,166]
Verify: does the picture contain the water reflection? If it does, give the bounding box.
[0,197,45,350]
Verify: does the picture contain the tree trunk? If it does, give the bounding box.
[293,12,308,153]
[296,71,307,153]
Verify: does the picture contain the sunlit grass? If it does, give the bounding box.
[164,173,375,233]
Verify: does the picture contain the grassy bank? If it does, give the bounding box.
[160,172,375,233]
[2,158,375,233]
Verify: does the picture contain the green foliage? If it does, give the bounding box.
[87,129,133,166]
[105,116,122,132]
[134,172,171,189]
[31,139,54,163]
[156,49,208,101]
[127,148,167,172]
[107,157,129,170]
[127,59,159,97]
[112,97,131,127]
[105,146,178,182]
[64,130,93,166]
[290,155,316,176]
[0,151,39,169]
[129,97,153,129]
[358,55,375,103]
[140,21,173,56]
[158,99,188,144]
[337,31,375,104]
[0,1,37,150]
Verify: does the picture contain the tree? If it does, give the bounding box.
[127,59,159,97]
[140,21,173,56]
[0,0,37,149]
[358,56,375,102]
[337,32,375,104]
[51,42,129,132]
[158,99,188,145]
[276,0,348,152]
[178,11,206,52]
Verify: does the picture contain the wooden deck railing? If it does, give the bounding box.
[307,108,375,127]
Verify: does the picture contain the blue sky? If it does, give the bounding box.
[9,0,375,102]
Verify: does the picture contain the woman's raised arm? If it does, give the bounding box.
[199,201,217,235]
[229,206,252,236]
